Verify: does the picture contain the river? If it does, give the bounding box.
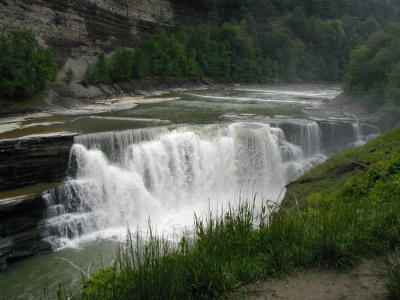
[0,84,378,299]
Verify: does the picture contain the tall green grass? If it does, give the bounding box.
[57,129,400,300]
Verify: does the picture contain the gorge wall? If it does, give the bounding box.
[0,0,228,82]
[0,132,75,270]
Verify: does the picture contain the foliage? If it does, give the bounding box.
[171,0,400,23]
[61,128,400,300]
[345,23,400,110]
[83,52,110,85]
[109,48,135,81]
[80,0,400,85]
[0,31,57,100]
[84,0,400,86]
[64,68,74,84]
[83,23,273,84]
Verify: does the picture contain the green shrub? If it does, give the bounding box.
[109,48,134,81]
[0,31,57,99]
[345,23,400,110]
[64,68,74,84]
[83,52,110,85]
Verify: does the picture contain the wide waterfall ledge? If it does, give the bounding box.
[40,120,379,249]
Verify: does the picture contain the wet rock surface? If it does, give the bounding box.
[0,132,75,269]
[0,132,75,190]
[0,193,51,270]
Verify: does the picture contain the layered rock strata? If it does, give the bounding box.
[0,193,49,271]
[0,132,75,269]
[0,0,174,80]
[0,132,75,190]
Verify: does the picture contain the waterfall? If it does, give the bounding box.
[44,120,375,248]
[74,127,169,162]
[319,121,379,153]
[274,121,321,157]
[351,122,366,147]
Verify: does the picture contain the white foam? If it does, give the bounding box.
[189,94,315,105]
[44,122,332,248]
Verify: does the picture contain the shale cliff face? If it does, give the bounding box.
[0,1,230,81]
[0,132,75,190]
[0,0,174,80]
[0,193,49,271]
[0,132,75,270]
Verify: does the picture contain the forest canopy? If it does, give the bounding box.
[84,0,400,86]
[345,23,400,110]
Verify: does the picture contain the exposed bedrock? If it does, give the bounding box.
[0,193,49,271]
[0,0,174,80]
[0,132,75,269]
[0,0,229,82]
[0,132,75,190]
[272,120,380,156]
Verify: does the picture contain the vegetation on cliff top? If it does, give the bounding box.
[55,127,400,299]
[82,0,400,90]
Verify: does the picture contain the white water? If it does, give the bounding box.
[44,122,327,248]
[2,84,384,300]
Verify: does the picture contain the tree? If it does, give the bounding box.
[0,31,57,99]
[109,48,134,81]
[83,52,110,84]
[64,68,74,84]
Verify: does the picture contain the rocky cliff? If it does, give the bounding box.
[0,193,49,270]
[0,0,174,81]
[0,132,75,190]
[0,0,228,82]
[0,132,75,269]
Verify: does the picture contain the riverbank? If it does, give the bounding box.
[0,79,220,117]
[2,80,393,136]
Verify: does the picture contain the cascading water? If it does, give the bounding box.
[73,127,169,162]
[43,122,325,248]
[43,120,376,248]
[351,122,366,147]
[2,85,386,300]
[272,120,326,182]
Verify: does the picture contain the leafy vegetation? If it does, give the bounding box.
[345,23,400,115]
[83,52,110,86]
[83,23,270,85]
[83,0,400,86]
[64,68,74,84]
[55,128,400,300]
[172,0,400,22]
[0,31,57,100]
